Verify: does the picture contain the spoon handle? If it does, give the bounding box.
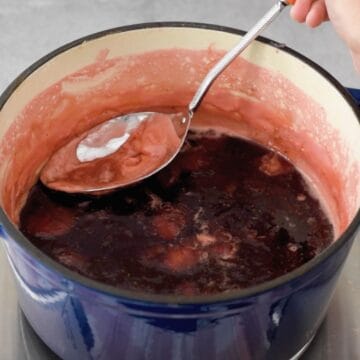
[188,0,293,113]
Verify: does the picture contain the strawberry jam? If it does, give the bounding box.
[19,130,333,295]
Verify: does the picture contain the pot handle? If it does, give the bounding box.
[0,224,4,238]
[347,88,360,106]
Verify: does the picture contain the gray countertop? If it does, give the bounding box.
[1,0,360,89]
[0,1,359,359]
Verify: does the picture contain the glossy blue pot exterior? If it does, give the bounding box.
[0,220,357,360]
[0,24,359,360]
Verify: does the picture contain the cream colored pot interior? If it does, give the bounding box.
[0,26,359,238]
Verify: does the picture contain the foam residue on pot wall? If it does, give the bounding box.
[0,47,358,236]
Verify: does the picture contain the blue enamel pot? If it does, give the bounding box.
[0,23,359,360]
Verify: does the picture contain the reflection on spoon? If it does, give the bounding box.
[76,112,153,162]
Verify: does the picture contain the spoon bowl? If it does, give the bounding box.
[40,111,190,193]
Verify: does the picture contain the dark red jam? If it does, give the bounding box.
[20,130,333,295]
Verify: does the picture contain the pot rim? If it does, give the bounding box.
[0,21,359,305]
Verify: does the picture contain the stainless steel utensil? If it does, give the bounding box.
[43,0,294,193]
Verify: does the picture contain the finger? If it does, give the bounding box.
[290,0,315,23]
[306,0,329,28]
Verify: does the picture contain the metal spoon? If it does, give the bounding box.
[43,0,294,193]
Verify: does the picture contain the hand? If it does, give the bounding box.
[290,0,360,71]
